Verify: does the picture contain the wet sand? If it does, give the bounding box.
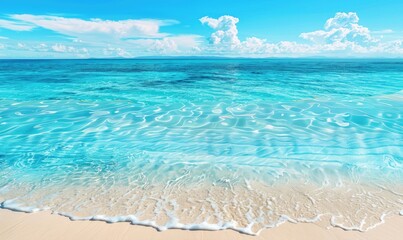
[1,209,402,240]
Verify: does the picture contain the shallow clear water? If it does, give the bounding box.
[0,59,402,234]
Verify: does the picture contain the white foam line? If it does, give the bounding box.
[330,212,396,232]
[1,200,402,236]
[1,199,49,213]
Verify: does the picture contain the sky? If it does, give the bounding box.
[0,0,402,58]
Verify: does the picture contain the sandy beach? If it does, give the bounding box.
[1,209,402,240]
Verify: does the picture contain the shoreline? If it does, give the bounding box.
[2,181,402,235]
[1,209,403,240]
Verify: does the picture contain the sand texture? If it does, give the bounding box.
[1,209,403,240]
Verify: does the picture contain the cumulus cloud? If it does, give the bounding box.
[200,15,309,56]
[199,13,402,57]
[240,37,270,53]
[200,16,240,47]
[0,12,401,58]
[296,12,403,55]
[8,14,178,40]
[300,12,375,44]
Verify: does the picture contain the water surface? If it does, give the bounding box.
[0,59,402,234]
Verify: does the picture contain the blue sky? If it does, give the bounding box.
[0,0,402,58]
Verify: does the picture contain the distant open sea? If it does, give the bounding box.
[0,59,402,234]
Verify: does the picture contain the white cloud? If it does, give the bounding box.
[103,47,132,58]
[9,14,178,40]
[237,39,313,56]
[199,13,402,57]
[0,14,200,58]
[276,41,314,54]
[369,40,403,55]
[0,12,401,58]
[51,43,70,52]
[200,16,241,47]
[200,15,310,56]
[0,19,34,31]
[297,12,403,56]
[148,38,179,53]
[324,12,359,29]
[300,12,375,44]
[6,42,89,58]
[240,37,270,53]
[51,43,88,55]
[128,35,202,55]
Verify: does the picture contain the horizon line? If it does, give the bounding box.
[1,56,403,60]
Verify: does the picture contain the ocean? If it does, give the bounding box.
[0,59,402,234]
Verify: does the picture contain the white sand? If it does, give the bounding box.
[1,209,402,240]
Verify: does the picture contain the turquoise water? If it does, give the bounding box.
[0,59,402,233]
